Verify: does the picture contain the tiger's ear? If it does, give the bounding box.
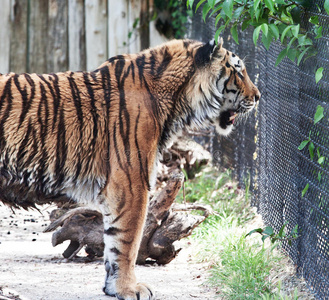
[195,37,223,67]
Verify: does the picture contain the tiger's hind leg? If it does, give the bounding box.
[98,181,154,300]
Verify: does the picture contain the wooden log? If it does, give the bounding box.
[44,207,104,259]
[0,0,11,74]
[68,0,86,71]
[9,0,28,74]
[28,0,49,73]
[147,208,208,264]
[85,0,108,70]
[47,0,68,72]
[44,172,211,264]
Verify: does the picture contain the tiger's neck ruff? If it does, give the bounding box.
[0,38,260,300]
[96,39,260,151]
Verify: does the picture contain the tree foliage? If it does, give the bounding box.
[188,0,329,79]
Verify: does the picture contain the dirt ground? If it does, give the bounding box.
[0,204,216,300]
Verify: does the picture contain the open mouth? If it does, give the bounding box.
[219,110,238,129]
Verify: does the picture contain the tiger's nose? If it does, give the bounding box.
[255,91,261,102]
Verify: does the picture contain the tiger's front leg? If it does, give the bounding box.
[99,184,154,300]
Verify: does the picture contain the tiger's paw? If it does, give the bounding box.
[104,282,154,300]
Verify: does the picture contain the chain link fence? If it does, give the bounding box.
[188,1,329,299]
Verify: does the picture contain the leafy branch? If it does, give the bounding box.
[246,222,299,246]
[188,0,329,81]
[298,105,326,196]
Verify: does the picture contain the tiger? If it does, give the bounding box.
[0,37,260,300]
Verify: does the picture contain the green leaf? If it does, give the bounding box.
[222,0,233,19]
[309,16,319,25]
[253,25,262,46]
[248,5,255,21]
[314,105,324,124]
[261,23,269,37]
[291,224,299,235]
[231,24,239,44]
[318,156,325,165]
[187,0,194,9]
[275,48,287,66]
[263,226,274,236]
[291,24,300,38]
[202,3,212,21]
[254,0,261,11]
[196,0,206,12]
[207,0,216,9]
[304,47,318,61]
[264,0,274,11]
[245,228,263,237]
[287,48,297,62]
[269,24,279,40]
[315,67,324,84]
[209,4,222,17]
[215,25,225,41]
[255,4,262,21]
[309,142,315,160]
[325,0,329,15]
[315,26,323,39]
[302,183,309,197]
[262,31,273,50]
[298,139,309,150]
[298,36,313,47]
[215,14,222,27]
[278,222,287,237]
[297,46,311,65]
[281,25,293,43]
[232,6,244,20]
[261,235,269,242]
[133,18,139,28]
[287,37,297,50]
[241,17,251,31]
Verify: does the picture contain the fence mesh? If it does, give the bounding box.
[188,1,329,299]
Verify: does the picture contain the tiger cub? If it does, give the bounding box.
[0,38,260,300]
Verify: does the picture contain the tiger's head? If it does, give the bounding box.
[186,38,261,136]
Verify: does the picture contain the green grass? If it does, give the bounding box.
[177,169,254,227]
[208,236,279,299]
[178,168,293,299]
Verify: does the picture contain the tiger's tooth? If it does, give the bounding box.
[229,113,238,121]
